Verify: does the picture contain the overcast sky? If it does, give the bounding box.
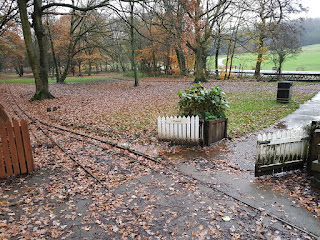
[301,0,320,19]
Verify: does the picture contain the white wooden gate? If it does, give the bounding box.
[256,128,309,176]
[157,116,201,143]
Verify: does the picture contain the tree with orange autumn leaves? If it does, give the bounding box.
[47,9,108,83]
[0,28,26,76]
[136,0,194,76]
[139,0,231,82]
[183,0,231,82]
[135,16,194,75]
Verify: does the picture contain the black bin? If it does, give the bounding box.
[277,81,292,103]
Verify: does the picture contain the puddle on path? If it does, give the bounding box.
[159,143,227,162]
[274,121,288,129]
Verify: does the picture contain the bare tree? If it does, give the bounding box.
[243,0,304,78]
[0,1,19,36]
[269,21,302,78]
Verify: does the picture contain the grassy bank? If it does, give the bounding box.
[208,44,320,72]
[0,73,123,84]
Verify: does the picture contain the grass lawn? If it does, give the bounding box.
[227,91,314,137]
[0,73,123,84]
[207,44,320,71]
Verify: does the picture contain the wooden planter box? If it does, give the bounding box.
[203,118,228,146]
[157,116,227,146]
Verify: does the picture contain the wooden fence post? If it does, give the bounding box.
[308,128,320,175]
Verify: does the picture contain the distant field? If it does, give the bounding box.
[0,73,123,84]
[208,44,320,71]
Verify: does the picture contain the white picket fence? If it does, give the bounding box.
[157,116,201,142]
[257,128,309,166]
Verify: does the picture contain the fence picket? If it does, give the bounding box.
[186,116,191,140]
[5,121,20,174]
[190,116,195,140]
[20,120,34,172]
[0,124,13,175]
[182,116,187,139]
[13,120,27,174]
[157,117,162,138]
[195,116,199,139]
[173,116,178,138]
[262,133,267,141]
[169,116,173,139]
[177,116,182,138]
[0,139,5,178]
[164,117,169,139]
[161,117,165,139]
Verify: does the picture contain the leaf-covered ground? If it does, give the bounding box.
[3,78,320,144]
[1,77,320,239]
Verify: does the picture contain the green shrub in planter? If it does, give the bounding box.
[178,83,229,120]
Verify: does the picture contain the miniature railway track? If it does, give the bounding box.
[2,82,318,239]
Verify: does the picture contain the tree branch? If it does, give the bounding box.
[42,1,111,12]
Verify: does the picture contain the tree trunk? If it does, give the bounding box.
[202,47,208,76]
[277,54,284,81]
[71,63,75,76]
[15,62,24,77]
[192,3,206,83]
[78,61,82,75]
[130,2,138,86]
[254,34,264,79]
[88,61,92,76]
[152,51,157,75]
[119,59,126,72]
[165,45,171,75]
[175,47,186,75]
[224,42,232,80]
[47,22,60,83]
[228,40,237,79]
[17,0,54,101]
[194,46,206,83]
[215,34,221,79]
[59,58,71,83]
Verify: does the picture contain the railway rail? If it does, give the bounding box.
[2,82,318,239]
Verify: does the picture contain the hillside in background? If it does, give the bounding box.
[209,44,320,71]
[301,18,320,46]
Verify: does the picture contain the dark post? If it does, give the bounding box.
[311,144,320,189]
[308,129,320,174]
[201,112,208,146]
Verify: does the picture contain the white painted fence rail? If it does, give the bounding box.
[157,116,200,142]
[257,128,309,166]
